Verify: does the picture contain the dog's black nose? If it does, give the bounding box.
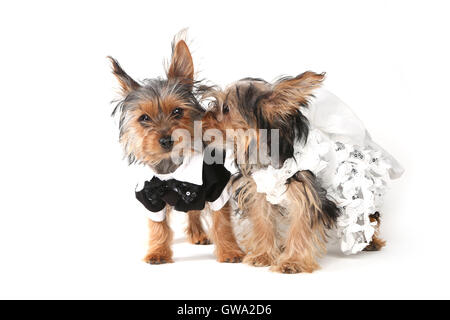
[159,136,174,150]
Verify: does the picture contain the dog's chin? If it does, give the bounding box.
[140,150,181,174]
[140,141,196,174]
[152,157,182,174]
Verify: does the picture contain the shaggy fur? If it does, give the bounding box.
[203,72,342,273]
[110,38,243,264]
[209,202,245,263]
[234,176,281,266]
[185,210,210,245]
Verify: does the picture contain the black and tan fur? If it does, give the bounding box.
[109,38,243,264]
[203,72,341,273]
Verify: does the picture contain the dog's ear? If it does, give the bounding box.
[167,40,194,86]
[259,71,324,133]
[108,56,140,95]
[269,71,325,110]
[257,72,324,164]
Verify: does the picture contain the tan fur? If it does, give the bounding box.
[107,56,140,94]
[231,170,330,273]
[167,40,194,85]
[144,209,174,264]
[270,173,327,273]
[202,89,250,137]
[210,202,245,263]
[119,95,202,168]
[234,176,280,266]
[270,72,324,105]
[110,40,202,169]
[186,211,210,245]
[261,72,325,132]
[203,72,336,273]
[111,39,242,265]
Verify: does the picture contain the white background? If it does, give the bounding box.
[0,0,449,299]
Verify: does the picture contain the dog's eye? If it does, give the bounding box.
[172,108,184,119]
[223,104,230,114]
[138,114,151,122]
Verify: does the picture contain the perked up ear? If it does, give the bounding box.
[270,71,325,108]
[108,56,140,95]
[258,72,325,163]
[167,40,194,85]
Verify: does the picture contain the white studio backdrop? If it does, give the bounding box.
[0,0,449,299]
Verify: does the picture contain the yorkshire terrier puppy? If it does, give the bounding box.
[109,38,243,264]
[203,72,341,273]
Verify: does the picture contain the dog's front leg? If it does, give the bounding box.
[143,209,174,264]
[210,202,245,263]
[185,210,210,245]
[235,177,280,267]
[242,195,281,267]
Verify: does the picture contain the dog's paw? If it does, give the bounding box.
[143,253,173,265]
[217,250,245,263]
[188,232,211,245]
[243,253,273,267]
[270,260,318,274]
[363,237,386,251]
[270,262,304,274]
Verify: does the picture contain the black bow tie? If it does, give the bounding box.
[136,154,231,213]
[143,177,202,206]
